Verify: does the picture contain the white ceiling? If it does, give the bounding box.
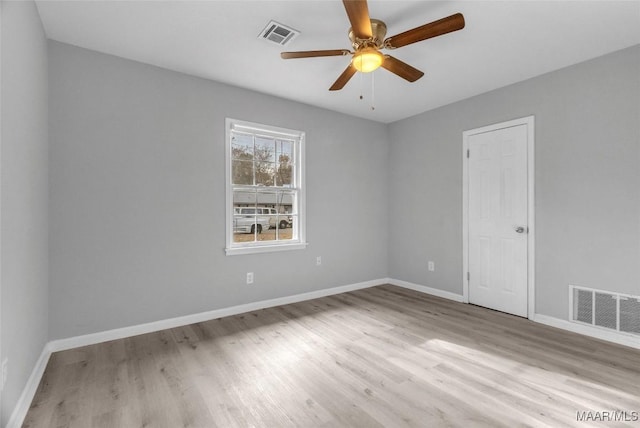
[35,0,640,123]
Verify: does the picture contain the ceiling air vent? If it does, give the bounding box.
[259,20,300,46]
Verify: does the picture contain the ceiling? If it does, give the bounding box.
[35,1,640,123]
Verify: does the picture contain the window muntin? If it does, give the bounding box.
[226,119,305,255]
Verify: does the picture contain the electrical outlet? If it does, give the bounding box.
[316,256,322,266]
[1,358,7,391]
[428,261,435,272]
[246,272,254,284]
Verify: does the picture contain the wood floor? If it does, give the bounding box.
[24,285,640,427]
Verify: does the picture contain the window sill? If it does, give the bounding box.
[225,242,308,256]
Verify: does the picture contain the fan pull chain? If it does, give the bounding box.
[370,72,375,111]
[359,70,364,100]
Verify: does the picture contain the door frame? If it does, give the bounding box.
[0,3,3,418]
[462,116,535,319]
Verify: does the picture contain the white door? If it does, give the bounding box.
[467,123,529,317]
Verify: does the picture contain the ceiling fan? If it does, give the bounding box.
[281,0,465,91]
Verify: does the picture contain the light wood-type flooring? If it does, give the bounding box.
[24,285,640,427]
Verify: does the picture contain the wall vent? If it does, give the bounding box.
[259,21,300,46]
[570,285,640,335]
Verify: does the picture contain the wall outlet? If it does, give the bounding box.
[428,261,435,272]
[1,358,7,391]
[246,272,254,284]
[316,256,322,266]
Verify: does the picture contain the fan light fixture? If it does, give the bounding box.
[352,48,383,73]
[280,1,466,91]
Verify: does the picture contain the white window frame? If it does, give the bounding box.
[225,118,306,255]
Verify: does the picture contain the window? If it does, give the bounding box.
[225,118,306,255]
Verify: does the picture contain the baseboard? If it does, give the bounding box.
[7,278,386,428]
[533,314,640,350]
[6,343,53,428]
[12,278,637,428]
[387,278,640,350]
[49,278,387,353]
[388,278,465,302]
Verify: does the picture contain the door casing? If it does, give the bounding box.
[462,116,535,319]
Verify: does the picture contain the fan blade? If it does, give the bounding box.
[329,64,357,91]
[381,55,424,82]
[281,50,351,59]
[384,13,465,49]
[343,0,372,39]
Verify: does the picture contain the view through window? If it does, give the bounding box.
[226,119,305,255]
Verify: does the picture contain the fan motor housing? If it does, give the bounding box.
[349,19,387,50]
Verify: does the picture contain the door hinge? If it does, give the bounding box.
[467,272,470,281]
[467,149,470,158]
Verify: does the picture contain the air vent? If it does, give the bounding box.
[259,20,300,46]
[570,285,640,335]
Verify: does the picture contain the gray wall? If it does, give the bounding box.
[3,19,637,424]
[47,41,640,338]
[388,45,640,320]
[0,1,49,425]
[48,41,389,340]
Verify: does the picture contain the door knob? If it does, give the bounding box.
[514,226,527,234]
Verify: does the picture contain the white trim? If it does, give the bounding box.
[533,314,640,350]
[225,242,308,256]
[49,278,385,352]
[44,280,640,354]
[462,116,536,319]
[9,278,387,427]
[225,118,233,252]
[8,277,462,427]
[389,278,465,302]
[6,344,53,428]
[0,3,3,423]
[462,133,469,303]
[9,279,640,427]
[225,118,307,256]
[230,119,303,139]
[390,278,639,350]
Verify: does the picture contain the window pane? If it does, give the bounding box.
[232,159,254,185]
[255,161,275,186]
[264,214,278,237]
[233,192,256,243]
[288,215,298,240]
[280,140,294,163]
[233,190,257,208]
[277,191,296,215]
[254,206,273,242]
[231,133,253,160]
[255,137,275,162]
[253,218,294,242]
[276,140,293,187]
[276,157,293,187]
[275,214,291,232]
[232,215,257,242]
[255,191,274,207]
[277,213,293,241]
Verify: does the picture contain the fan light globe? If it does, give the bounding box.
[352,48,383,73]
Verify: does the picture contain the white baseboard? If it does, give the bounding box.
[11,277,638,428]
[49,278,386,353]
[533,314,640,350]
[388,278,465,302]
[388,278,640,350]
[3,276,463,428]
[8,278,386,428]
[6,343,53,428]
